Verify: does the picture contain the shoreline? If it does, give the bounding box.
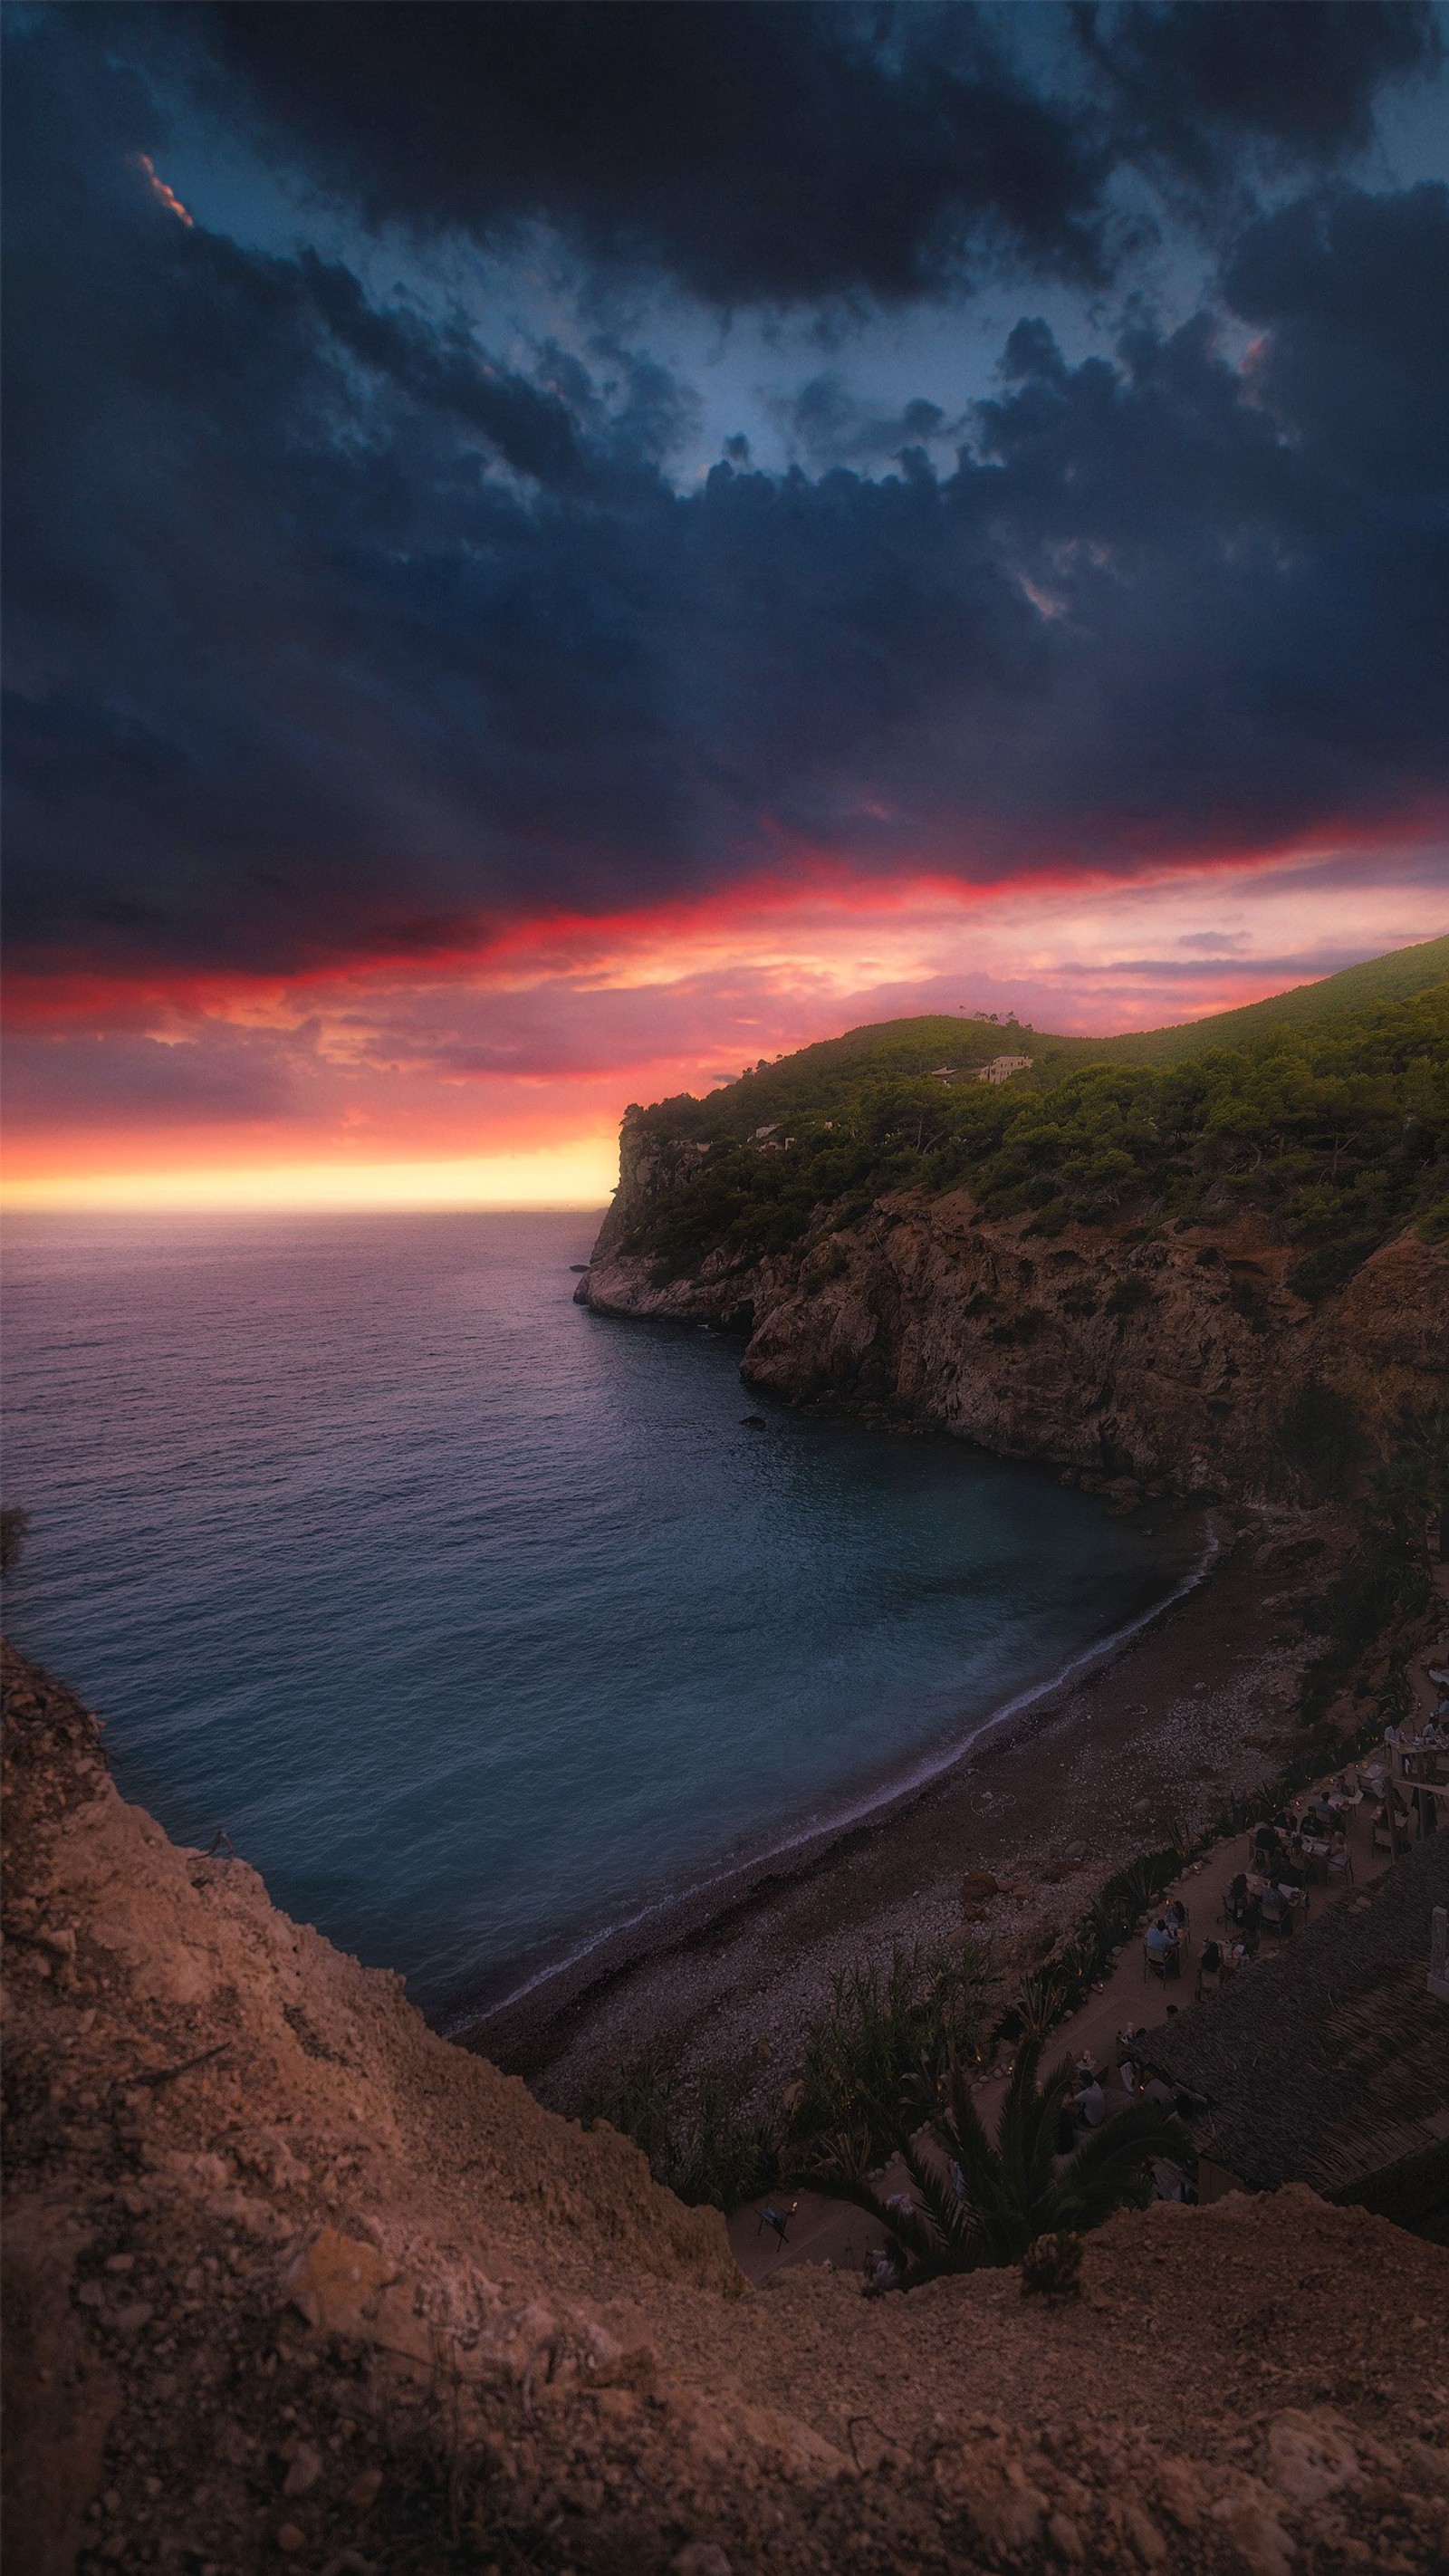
[450,1504,1221,2041]
[467,1501,1339,2107]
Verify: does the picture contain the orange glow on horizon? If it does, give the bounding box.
[2,1147,618,1216]
[8,812,1444,1033]
[5,845,1444,1211]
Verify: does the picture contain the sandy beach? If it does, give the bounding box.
[471,1501,1345,2112]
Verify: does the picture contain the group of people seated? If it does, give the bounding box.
[1061,2045,1184,2149]
[1253,1809,1322,1870]
[1197,1930,1252,1983]
[1143,1898,1190,1974]
[1113,2027,1207,2123]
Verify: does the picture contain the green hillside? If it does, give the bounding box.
[1099,932,1449,1065]
[627,937,1449,1296]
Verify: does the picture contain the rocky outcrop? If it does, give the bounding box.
[576,1110,762,1331]
[580,1161,1449,1498]
[5,1640,1449,2571]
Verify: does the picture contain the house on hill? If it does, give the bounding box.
[976,1054,1032,1085]
[1146,1834,1449,2236]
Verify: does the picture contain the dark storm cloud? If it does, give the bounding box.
[185,1,1438,306]
[1078,2,1441,185]
[4,9,1448,992]
[191,1,1115,303]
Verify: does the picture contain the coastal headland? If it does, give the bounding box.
[520,943,1449,2109]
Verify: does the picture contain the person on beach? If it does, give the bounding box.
[1074,2073,1106,2129]
[1145,1918,1177,1972]
[1116,2024,1147,2089]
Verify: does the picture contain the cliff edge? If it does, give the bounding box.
[5,1638,1449,2572]
[580,1129,1448,1499]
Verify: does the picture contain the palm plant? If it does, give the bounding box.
[798,2038,1193,2291]
[1012,1965,1072,2043]
[582,2052,782,2210]
[792,1940,995,2169]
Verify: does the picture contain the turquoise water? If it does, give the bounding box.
[2,1210,1198,2016]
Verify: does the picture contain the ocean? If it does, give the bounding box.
[1,1208,1200,2018]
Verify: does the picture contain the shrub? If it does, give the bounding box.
[801,2042,1193,2290]
[792,1941,996,2169]
[1278,1379,1367,1501]
[581,2052,675,2169]
[663,2069,782,2211]
[1021,2230,1084,2302]
[1289,1235,1383,1302]
[581,2054,782,2212]
[1106,1274,1155,1317]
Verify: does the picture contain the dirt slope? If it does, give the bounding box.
[5,1639,1448,2574]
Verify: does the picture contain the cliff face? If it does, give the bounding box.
[6,1641,1449,2572]
[580,1162,1449,1498]
[580,1110,763,1331]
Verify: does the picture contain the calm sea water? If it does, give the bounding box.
[2,1210,1199,2016]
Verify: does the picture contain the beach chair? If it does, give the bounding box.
[757,2198,798,2245]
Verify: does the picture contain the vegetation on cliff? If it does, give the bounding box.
[623,942,1449,1299]
[583,1938,998,2211]
[801,2039,1193,2292]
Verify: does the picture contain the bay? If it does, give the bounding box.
[1,1208,1198,2015]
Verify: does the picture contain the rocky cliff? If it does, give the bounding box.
[6,1634,1449,2575]
[579,1128,1449,1500]
[9,1647,1449,2575]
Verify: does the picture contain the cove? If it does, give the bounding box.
[1,1209,1201,2015]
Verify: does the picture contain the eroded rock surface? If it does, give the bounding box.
[5,1639,1447,2572]
[581,1157,1449,1499]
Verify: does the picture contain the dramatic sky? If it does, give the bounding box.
[5,2,1449,1206]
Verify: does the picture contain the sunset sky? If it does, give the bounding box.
[5,3,1448,1208]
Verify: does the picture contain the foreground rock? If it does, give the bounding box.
[5,1639,1448,2572]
